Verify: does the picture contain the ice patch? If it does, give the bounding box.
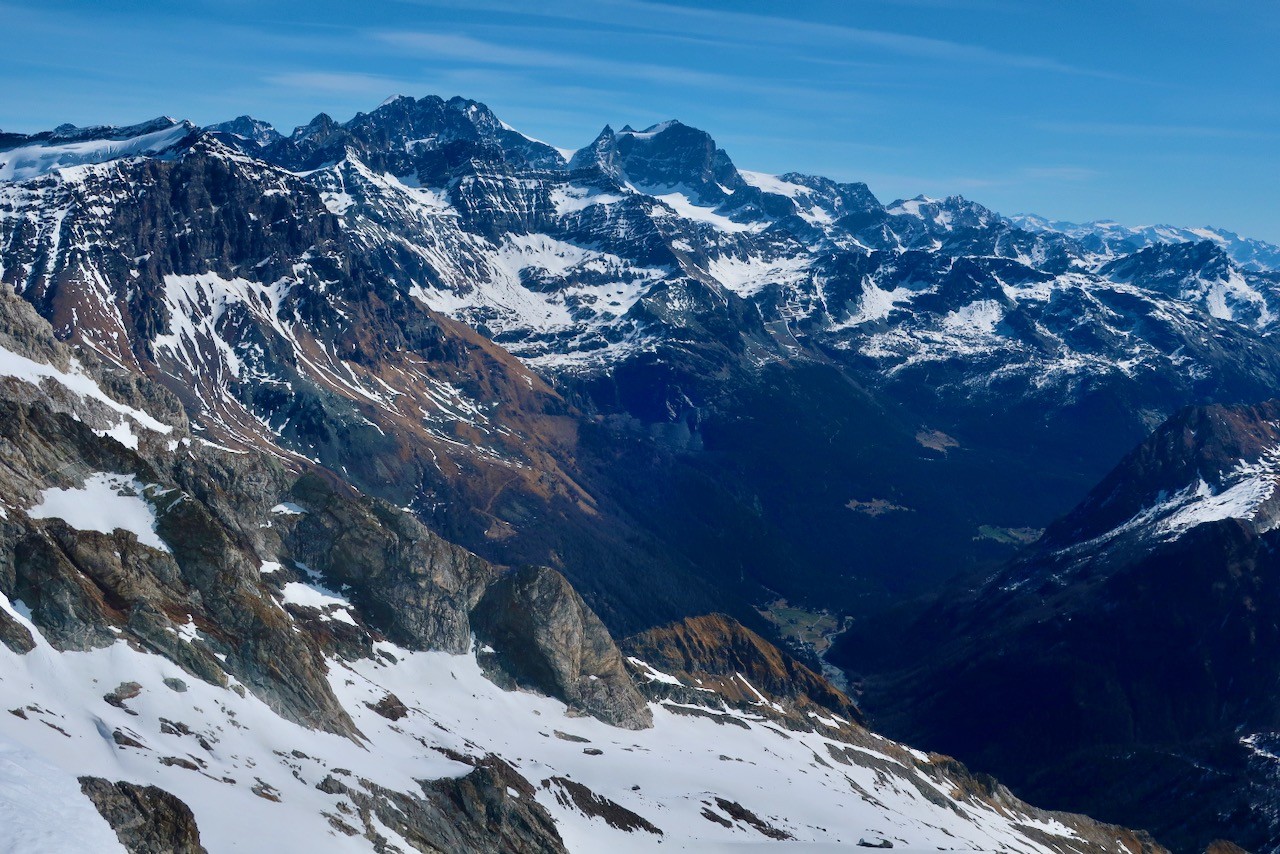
[646,188,763,234]
[738,170,811,199]
[280,573,357,626]
[550,185,625,215]
[705,253,810,298]
[625,657,684,687]
[838,280,917,327]
[942,300,1004,335]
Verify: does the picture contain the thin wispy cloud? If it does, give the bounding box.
[1039,121,1277,140]
[1021,166,1101,181]
[391,0,1130,80]
[377,31,805,96]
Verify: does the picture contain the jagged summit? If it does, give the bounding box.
[616,118,682,136]
[205,115,281,147]
[1009,212,1280,271]
[251,93,566,175]
[570,117,743,205]
[0,115,189,147]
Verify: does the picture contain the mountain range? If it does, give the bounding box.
[1,93,1278,851]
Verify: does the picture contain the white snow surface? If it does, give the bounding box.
[550,184,626,214]
[27,473,171,553]
[279,577,358,626]
[705,253,810,298]
[0,735,126,853]
[0,585,1103,854]
[738,171,811,199]
[649,190,763,234]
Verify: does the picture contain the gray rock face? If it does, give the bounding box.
[471,565,652,730]
[0,401,357,736]
[0,306,356,736]
[280,472,496,654]
[78,777,207,854]
[318,755,567,853]
[0,607,34,653]
[0,285,649,742]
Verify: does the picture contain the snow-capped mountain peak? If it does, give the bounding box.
[206,115,282,148]
[0,117,196,181]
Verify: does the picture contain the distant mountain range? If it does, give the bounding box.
[2,93,1278,851]
[1007,212,1280,272]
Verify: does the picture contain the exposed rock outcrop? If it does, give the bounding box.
[623,613,861,725]
[541,776,662,836]
[1204,842,1251,854]
[0,607,34,653]
[471,565,652,730]
[78,777,207,854]
[317,755,567,853]
[279,471,495,654]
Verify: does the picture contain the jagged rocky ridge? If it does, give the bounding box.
[0,282,1166,851]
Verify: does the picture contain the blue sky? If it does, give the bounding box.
[3,0,1277,240]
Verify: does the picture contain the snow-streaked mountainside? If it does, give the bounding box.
[839,398,1280,853]
[0,283,1162,853]
[2,101,1278,570]
[4,98,1279,435]
[1,93,1278,850]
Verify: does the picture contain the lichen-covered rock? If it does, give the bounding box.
[471,565,652,730]
[78,777,207,854]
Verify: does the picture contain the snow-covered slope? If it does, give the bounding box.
[0,280,1165,852]
[0,611,1149,853]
